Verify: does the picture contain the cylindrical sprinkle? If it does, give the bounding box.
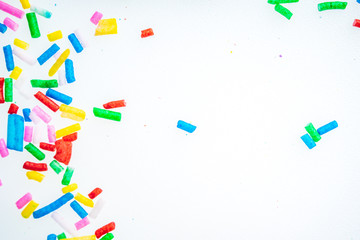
[4,78,13,102]
[354,19,360,28]
[56,123,81,139]
[62,236,96,240]
[0,77,4,103]
[49,49,70,77]
[51,212,79,237]
[26,171,45,182]
[0,22,6,33]
[7,114,24,151]
[141,28,154,38]
[301,134,316,149]
[14,38,29,50]
[90,11,103,25]
[88,188,102,199]
[13,46,36,65]
[74,193,94,207]
[47,30,63,41]
[65,59,76,83]
[95,222,116,239]
[62,166,75,185]
[177,120,197,133]
[61,112,84,122]
[100,233,114,240]
[24,126,33,142]
[32,125,44,145]
[8,103,19,114]
[93,108,121,121]
[16,192,32,209]
[68,33,83,53]
[305,123,321,142]
[21,200,39,218]
[9,66,22,80]
[58,233,67,240]
[317,120,338,135]
[268,0,299,3]
[58,69,67,86]
[4,17,18,31]
[31,79,58,88]
[62,183,78,193]
[318,1,347,11]
[32,105,52,124]
[47,234,57,240]
[63,132,78,142]
[37,44,60,65]
[0,179,2,186]
[0,1,25,19]
[103,100,126,109]
[95,18,117,36]
[75,217,90,230]
[274,4,293,20]
[30,5,52,18]
[48,125,56,143]
[23,161,47,171]
[0,138,9,157]
[50,160,64,174]
[54,139,72,165]
[40,142,56,151]
[74,29,88,48]
[70,200,88,219]
[26,12,40,38]
[29,111,41,124]
[24,143,46,160]
[89,198,105,218]
[23,108,31,122]
[3,45,14,71]
[20,0,30,9]
[46,89,73,105]
[35,91,60,112]
[60,104,85,120]
[33,193,74,219]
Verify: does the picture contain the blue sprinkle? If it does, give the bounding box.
[65,59,76,83]
[33,193,74,219]
[37,44,60,65]
[0,23,7,33]
[317,120,338,135]
[7,114,24,151]
[70,200,88,219]
[3,45,14,71]
[46,89,72,105]
[177,120,197,133]
[22,108,32,122]
[47,234,57,240]
[301,133,316,149]
[68,33,83,53]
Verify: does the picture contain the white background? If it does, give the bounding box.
[1,0,360,239]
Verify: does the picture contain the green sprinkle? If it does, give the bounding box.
[93,107,121,121]
[4,78,13,102]
[57,232,67,240]
[31,79,58,88]
[61,166,74,185]
[268,0,299,4]
[24,143,46,161]
[50,160,64,174]
[318,1,347,11]
[305,123,321,142]
[26,12,41,38]
[274,4,293,20]
[100,233,114,240]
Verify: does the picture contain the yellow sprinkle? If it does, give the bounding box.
[26,171,45,182]
[56,123,81,139]
[14,38,29,50]
[63,236,96,240]
[95,18,117,36]
[19,0,30,9]
[21,200,39,218]
[62,183,78,194]
[47,30,63,42]
[49,49,70,77]
[60,104,86,121]
[74,193,94,208]
[60,112,84,122]
[9,66,22,80]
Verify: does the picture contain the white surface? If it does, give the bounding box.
[1,0,360,239]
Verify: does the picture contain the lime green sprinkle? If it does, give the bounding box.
[31,79,58,88]
[274,4,293,20]
[305,123,321,142]
[24,143,46,161]
[61,166,74,185]
[268,0,299,4]
[50,160,64,174]
[4,78,13,102]
[318,2,347,11]
[93,107,121,121]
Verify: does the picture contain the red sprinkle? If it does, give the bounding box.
[54,139,72,165]
[0,78,4,104]
[141,28,154,38]
[34,91,60,112]
[23,161,48,171]
[95,222,116,239]
[39,142,56,152]
[88,187,103,199]
[62,132,78,142]
[103,100,126,109]
[8,103,19,114]
[354,19,360,28]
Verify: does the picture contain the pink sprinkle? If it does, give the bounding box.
[0,1,25,19]
[24,126,33,142]
[3,17,18,31]
[47,125,56,143]
[75,217,90,230]
[0,179,2,187]
[90,11,103,25]
[0,138,9,158]
[15,193,32,209]
[32,105,52,124]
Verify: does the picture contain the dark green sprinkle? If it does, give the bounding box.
[24,143,45,161]
[4,78,13,102]
[93,107,121,121]
[31,79,58,88]
[26,12,41,38]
